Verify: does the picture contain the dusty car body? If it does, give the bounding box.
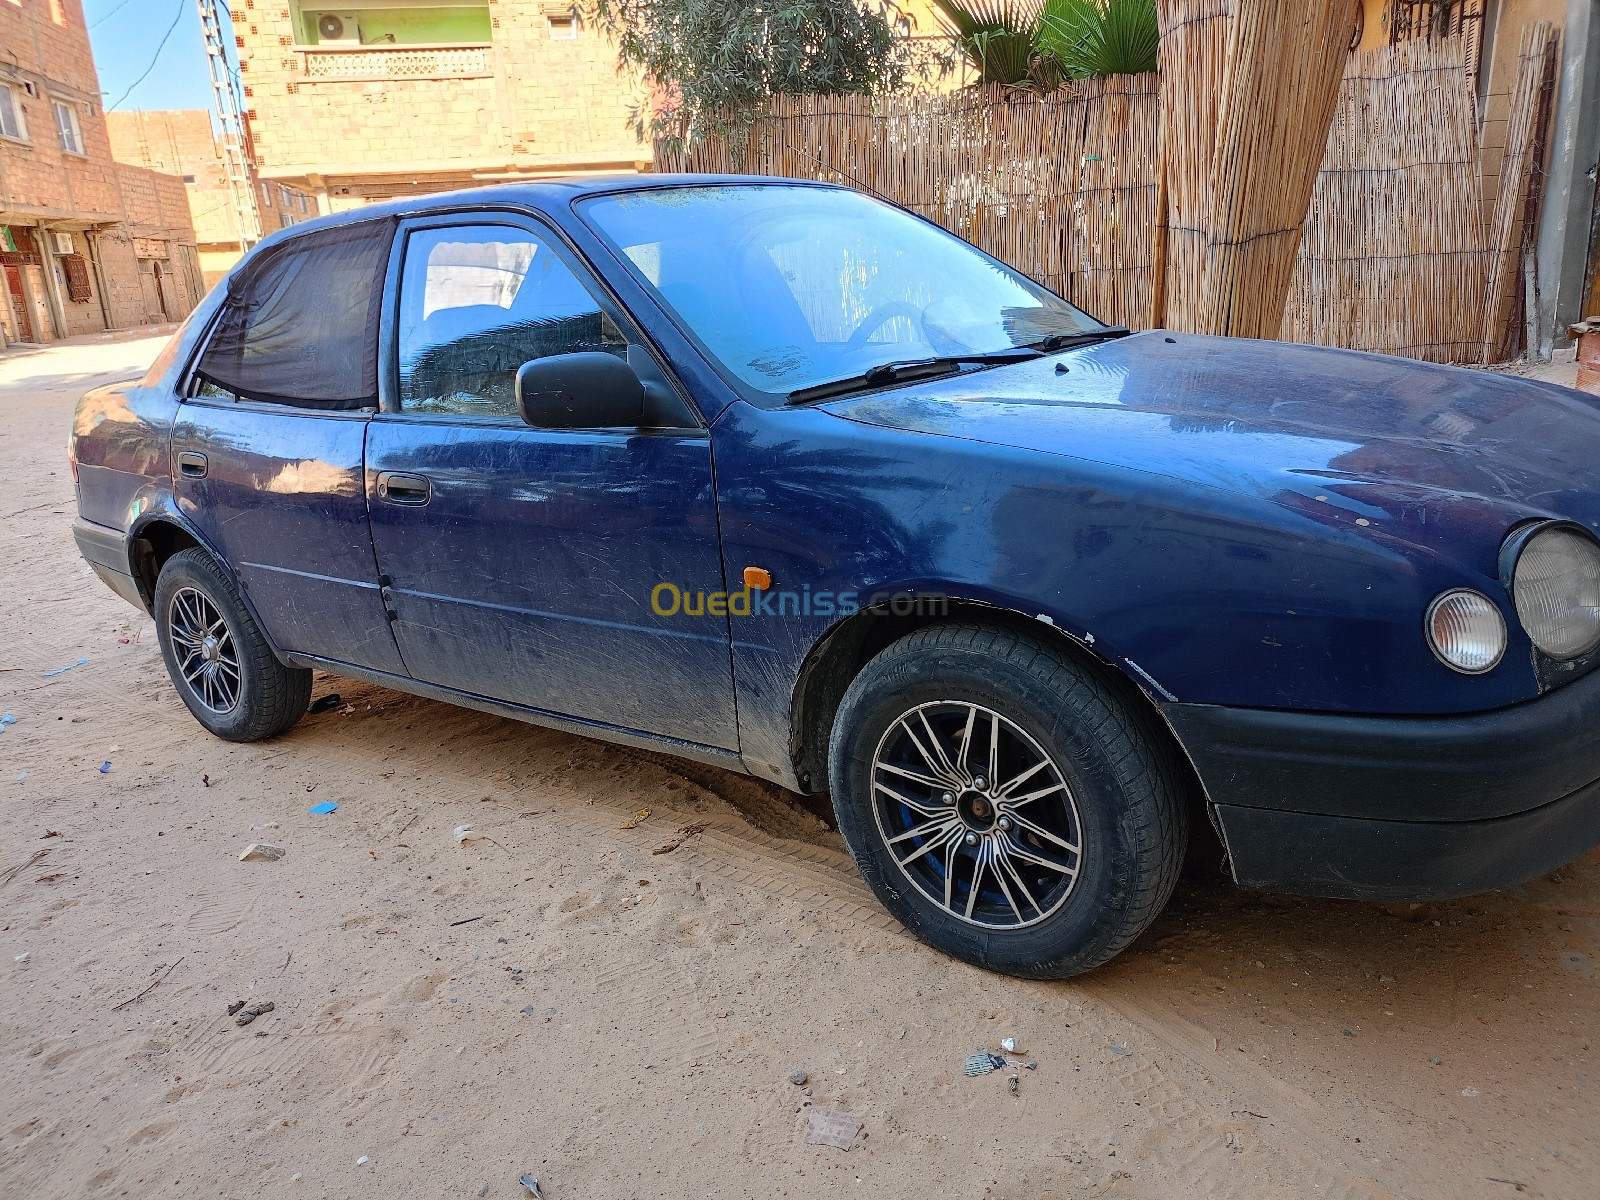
[69,177,1600,977]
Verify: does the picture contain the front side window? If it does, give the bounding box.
[52,101,83,155]
[193,218,393,409]
[0,86,26,141]
[580,184,1101,404]
[395,223,626,420]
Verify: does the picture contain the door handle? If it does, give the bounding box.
[177,451,208,478]
[377,471,431,505]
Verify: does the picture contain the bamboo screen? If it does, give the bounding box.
[655,81,1164,331]
[656,32,1550,364]
[1281,37,1495,363]
[1481,21,1559,362]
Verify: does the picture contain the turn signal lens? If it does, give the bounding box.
[1512,528,1600,659]
[1426,589,1506,674]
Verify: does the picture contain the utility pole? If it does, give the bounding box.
[197,0,262,250]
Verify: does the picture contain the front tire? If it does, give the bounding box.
[154,548,311,741]
[828,622,1186,978]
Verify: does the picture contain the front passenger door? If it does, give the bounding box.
[364,216,738,749]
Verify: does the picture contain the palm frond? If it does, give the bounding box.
[1037,0,1157,79]
[933,0,1042,86]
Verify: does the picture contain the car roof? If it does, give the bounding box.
[249,173,848,254]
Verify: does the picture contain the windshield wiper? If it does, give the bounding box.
[1028,326,1132,353]
[786,348,1042,405]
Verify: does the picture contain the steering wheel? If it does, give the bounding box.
[842,301,926,354]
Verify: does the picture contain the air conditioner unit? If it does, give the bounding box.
[313,12,362,44]
[50,232,73,255]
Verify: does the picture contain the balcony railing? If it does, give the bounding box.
[299,43,492,82]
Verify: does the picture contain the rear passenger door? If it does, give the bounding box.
[174,218,406,675]
[363,214,738,748]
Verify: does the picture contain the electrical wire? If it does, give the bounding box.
[106,0,187,112]
[89,0,136,29]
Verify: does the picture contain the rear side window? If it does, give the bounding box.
[193,218,394,410]
[395,223,626,420]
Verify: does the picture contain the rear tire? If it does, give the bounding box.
[154,547,310,741]
[827,622,1186,978]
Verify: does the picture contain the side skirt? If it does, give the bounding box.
[285,653,747,774]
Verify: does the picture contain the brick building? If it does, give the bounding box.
[0,0,204,346]
[235,0,646,210]
[106,108,314,287]
[236,0,949,211]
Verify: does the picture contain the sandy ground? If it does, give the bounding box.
[0,333,1596,1200]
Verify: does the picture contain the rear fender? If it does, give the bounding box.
[127,500,293,665]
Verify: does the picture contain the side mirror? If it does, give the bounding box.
[515,352,645,430]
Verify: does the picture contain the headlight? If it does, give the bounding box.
[1427,589,1506,674]
[1512,527,1600,659]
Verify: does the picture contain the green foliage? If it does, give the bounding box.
[930,0,1039,87]
[1037,0,1158,79]
[590,0,912,135]
[933,0,1156,90]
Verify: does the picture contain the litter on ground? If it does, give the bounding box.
[965,1050,1007,1076]
[805,1108,863,1151]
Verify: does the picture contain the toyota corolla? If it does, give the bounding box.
[69,178,1600,977]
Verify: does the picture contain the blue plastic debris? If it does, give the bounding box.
[15,772,25,782]
[44,658,89,678]
[98,761,111,773]
[308,801,339,815]
[1,713,16,724]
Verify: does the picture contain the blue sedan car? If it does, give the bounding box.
[70,177,1600,977]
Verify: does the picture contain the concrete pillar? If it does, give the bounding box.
[1534,0,1600,357]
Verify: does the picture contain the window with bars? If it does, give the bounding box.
[62,254,93,303]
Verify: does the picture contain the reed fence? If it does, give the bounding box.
[1281,38,1495,362]
[1154,0,1230,334]
[1481,21,1560,361]
[655,25,1553,364]
[657,83,1163,330]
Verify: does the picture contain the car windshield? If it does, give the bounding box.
[579,184,1103,404]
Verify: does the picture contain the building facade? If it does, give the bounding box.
[0,0,205,346]
[236,0,650,210]
[106,108,314,287]
[235,0,949,211]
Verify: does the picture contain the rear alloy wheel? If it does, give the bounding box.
[829,622,1187,978]
[154,547,311,741]
[168,586,242,715]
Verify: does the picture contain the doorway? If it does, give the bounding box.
[4,265,34,342]
[151,261,171,320]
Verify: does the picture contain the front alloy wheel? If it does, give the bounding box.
[829,622,1187,978]
[871,701,1083,928]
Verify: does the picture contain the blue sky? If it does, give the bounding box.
[86,0,220,113]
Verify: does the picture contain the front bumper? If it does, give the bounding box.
[1163,666,1600,900]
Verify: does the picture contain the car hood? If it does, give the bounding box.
[823,331,1600,547]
